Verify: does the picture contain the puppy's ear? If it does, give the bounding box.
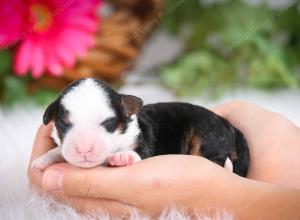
[121,95,143,117]
[43,100,59,125]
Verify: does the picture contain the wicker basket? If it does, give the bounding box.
[28,0,163,92]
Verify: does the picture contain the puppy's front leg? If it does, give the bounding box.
[107,150,141,167]
[31,147,64,170]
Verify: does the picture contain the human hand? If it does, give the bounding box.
[212,101,300,188]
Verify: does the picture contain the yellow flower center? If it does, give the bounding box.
[30,3,53,32]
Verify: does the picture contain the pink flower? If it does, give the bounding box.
[10,0,101,78]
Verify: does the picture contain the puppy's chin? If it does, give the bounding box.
[72,161,103,168]
[63,153,108,168]
[65,158,105,168]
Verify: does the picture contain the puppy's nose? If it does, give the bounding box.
[75,146,94,156]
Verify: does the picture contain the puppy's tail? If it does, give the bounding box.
[232,128,250,177]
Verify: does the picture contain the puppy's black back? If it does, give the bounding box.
[136,102,250,177]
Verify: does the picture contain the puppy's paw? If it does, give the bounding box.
[31,154,58,170]
[108,151,141,167]
[31,147,64,170]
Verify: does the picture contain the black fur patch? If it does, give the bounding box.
[135,102,250,177]
[55,103,72,142]
[101,117,119,133]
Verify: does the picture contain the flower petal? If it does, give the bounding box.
[61,15,99,32]
[0,0,26,48]
[53,36,76,68]
[59,28,94,58]
[61,0,101,15]
[44,43,64,76]
[30,41,46,78]
[14,39,33,75]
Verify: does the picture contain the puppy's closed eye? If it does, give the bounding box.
[62,115,71,126]
[101,117,119,133]
[56,108,72,138]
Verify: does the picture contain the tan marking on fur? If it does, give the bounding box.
[230,150,238,160]
[62,114,70,125]
[229,150,238,161]
[186,129,202,156]
[116,122,123,131]
[116,122,138,151]
[130,142,139,151]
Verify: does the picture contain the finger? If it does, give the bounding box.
[42,163,132,202]
[28,180,135,217]
[30,122,56,163]
[210,105,225,116]
[211,101,258,116]
[28,123,55,188]
[28,168,44,189]
[49,191,135,217]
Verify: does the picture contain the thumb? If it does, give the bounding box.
[42,163,132,201]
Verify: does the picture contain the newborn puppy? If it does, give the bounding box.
[31,78,250,176]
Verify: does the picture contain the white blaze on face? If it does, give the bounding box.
[51,78,141,168]
[60,79,116,167]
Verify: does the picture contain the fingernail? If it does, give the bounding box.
[43,170,63,191]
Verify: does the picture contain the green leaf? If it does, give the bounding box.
[1,75,59,106]
[32,89,59,106]
[160,51,232,97]
[2,76,29,105]
[159,0,300,97]
[0,50,12,76]
[161,0,203,33]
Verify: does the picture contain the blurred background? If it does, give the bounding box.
[1,0,300,124]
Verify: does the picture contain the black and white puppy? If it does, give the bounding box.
[31,78,250,177]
